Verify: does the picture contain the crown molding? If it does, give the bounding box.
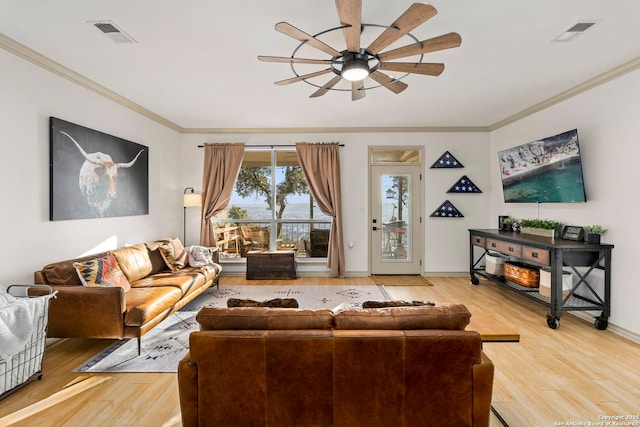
[3,32,640,136]
[490,55,640,131]
[0,32,184,133]
[181,126,490,134]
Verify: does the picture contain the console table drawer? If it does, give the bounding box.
[521,246,550,265]
[486,239,522,257]
[471,234,486,247]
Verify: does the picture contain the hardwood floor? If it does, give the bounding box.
[1,276,639,426]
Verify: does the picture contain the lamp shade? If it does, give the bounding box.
[183,193,202,207]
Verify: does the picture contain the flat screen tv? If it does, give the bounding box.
[499,129,587,203]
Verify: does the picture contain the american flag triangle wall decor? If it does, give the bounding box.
[447,175,482,193]
[430,200,464,218]
[430,151,464,169]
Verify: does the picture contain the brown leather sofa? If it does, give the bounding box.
[178,304,494,427]
[33,239,221,351]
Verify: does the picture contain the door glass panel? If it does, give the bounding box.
[371,149,420,164]
[381,173,411,261]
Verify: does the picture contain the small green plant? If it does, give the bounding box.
[583,225,607,234]
[503,217,516,224]
[520,219,564,230]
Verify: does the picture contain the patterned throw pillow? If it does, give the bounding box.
[159,238,189,271]
[73,253,131,292]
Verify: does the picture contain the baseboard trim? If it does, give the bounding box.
[568,312,640,344]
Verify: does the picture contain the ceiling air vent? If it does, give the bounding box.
[551,20,597,43]
[88,20,137,44]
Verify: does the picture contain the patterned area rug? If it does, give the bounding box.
[370,275,434,286]
[74,285,390,373]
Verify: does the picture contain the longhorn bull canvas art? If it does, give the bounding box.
[50,117,149,220]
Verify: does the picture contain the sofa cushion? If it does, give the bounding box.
[73,253,131,292]
[130,268,207,296]
[111,244,154,283]
[227,298,299,308]
[124,286,183,327]
[334,304,471,330]
[196,307,334,330]
[41,252,109,286]
[159,238,189,271]
[195,263,222,279]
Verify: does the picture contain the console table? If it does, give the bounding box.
[469,229,613,330]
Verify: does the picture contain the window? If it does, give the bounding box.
[212,149,331,259]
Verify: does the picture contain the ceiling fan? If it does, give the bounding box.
[258,1,462,101]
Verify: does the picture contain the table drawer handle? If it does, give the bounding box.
[532,252,538,258]
[491,243,497,248]
[508,246,515,252]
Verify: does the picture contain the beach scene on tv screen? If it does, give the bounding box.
[499,129,586,203]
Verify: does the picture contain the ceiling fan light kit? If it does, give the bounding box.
[258,1,462,101]
[339,51,373,81]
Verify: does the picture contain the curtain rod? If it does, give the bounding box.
[197,143,344,148]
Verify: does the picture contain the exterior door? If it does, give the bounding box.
[370,162,422,275]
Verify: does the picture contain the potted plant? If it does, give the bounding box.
[502,217,516,231]
[519,219,564,239]
[583,225,607,244]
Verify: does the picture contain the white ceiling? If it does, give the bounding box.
[2,0,640,132]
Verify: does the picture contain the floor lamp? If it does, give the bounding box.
[183,187,202,244]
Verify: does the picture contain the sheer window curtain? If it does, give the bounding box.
[200,143,245,247]
[296,142,345,277]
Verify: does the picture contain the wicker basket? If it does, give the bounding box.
[504,261,540,288]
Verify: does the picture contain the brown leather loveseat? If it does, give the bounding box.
[33,238,221,351]
[178,304,494,426]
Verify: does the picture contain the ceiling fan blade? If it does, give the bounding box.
[351,80,366,101]
[258,55,332,65]
[335,0,362,52]
[275,22,340,57]
[378,32,462,62]
[367,3,438,55]
[378,62,445,76]
[309,75,343,98]
[369,71,408,94]
[275,69,333,86]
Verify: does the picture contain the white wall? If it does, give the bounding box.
[180,132,491,276]
[490,68,640,336]
[0,49,181,284]
[5,35,635,336]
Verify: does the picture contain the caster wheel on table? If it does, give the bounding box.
[470,276,479,285]
[594,316,608,330]
[546,314,560,329]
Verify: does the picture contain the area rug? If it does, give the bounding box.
[370,275,434,286]
[74,285,390,373]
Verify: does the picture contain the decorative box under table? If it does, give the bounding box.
[246,250,297,280]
